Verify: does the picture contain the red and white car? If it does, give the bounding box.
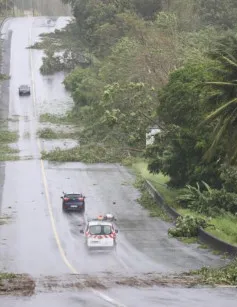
[80,216,118,250]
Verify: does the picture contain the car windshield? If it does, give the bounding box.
[65,194,82,198]
[89,225,112,235]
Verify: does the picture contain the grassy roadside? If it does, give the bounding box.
[129,158,237,246]
[129,159,180,205]
[0,130,19,161]
[134,177,171,222]
[178,208,237,246]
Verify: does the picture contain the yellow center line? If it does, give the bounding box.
[28,19,126,307]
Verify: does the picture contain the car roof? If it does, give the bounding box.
[88,221,112,226]
[20,85,29,88]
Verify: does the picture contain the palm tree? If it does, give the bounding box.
[202,36,237,164]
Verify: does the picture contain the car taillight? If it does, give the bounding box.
[64,197,69,201]
[78,197,84,201]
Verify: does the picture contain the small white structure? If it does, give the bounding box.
[146,127,161,146]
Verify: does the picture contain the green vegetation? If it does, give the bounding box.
[38,1,237,280]
[168,215,209,238]
[192,259,237,285]
[134,177,170,221]
[179,237,198,244]
[39,0,237,183]
[131,160,237,245]
[177,182,237,216]
[37,128,79,139]
[0,130,18,143]
[0,145,19,161]
[0,74,10,81]
[130,159,179,205]
[0,216,11,225]
[0,1,14,15]
[178,209,237,246]
[41,144,131,163]
[39,113,76,124]
[0,130,19,161]
[0,273,16,280]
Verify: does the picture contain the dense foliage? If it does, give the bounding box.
[177,182,237,216]
[168,215,208,238]
[193,259,237,285]
[38,0,237,217]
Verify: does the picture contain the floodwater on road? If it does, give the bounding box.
[1,287,237,307]
[0,16,235,307]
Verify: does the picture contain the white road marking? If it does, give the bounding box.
[28,18,127,307]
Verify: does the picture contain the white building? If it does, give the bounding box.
[146,127,161,146]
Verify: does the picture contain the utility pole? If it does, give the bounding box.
[32,0,34,16]
[12,0,15,17]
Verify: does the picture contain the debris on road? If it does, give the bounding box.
[37,273,202,292]
[0,273,35,296]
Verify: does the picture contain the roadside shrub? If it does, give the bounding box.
[177,182,237,216]
[40,54,63,75]
[168,215,209,238]
[205,189,237,216]
[220,165,237,193]
[192,259,237,285]
[134,177,171,221]
[176,181,211,211]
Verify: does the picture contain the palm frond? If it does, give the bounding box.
[204,117,229,161]
[222,56,237,68]
[231,146,237,164]
[201,181,212,194]
[205,81,237,87]
[204,98,237,123]
[204,104,237,161]
[229,106,237,124]
[224,53,237,63]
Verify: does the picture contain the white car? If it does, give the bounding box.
[80,217,118,250]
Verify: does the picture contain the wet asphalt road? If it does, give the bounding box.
[0,17,236,306]
[1,287,237,307]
